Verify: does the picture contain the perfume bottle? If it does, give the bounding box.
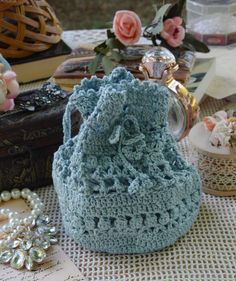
[139,47,199,141]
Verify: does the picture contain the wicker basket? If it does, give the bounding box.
[189,122,236,196]
[0,0,62,58]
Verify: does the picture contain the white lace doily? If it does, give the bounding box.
[30,30,236,281]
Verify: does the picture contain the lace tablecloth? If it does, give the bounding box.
[31,30,236,281]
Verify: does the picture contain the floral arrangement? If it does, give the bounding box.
[89,0,209,75]
[89,10,142,75]
[143,0,209,57]
[204,111,236,149]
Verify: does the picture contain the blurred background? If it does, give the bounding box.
[48,0,176,29]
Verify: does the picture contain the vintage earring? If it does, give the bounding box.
[139,47,199,141]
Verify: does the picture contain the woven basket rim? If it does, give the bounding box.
[0,0,63,58]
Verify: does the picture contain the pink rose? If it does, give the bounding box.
[4,70,20,99]
[160,17,185,48]
[0,68,20,112]
[113,10,142,45]
[0,98,15,111]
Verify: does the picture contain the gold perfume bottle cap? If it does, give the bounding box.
[140,47,178,80]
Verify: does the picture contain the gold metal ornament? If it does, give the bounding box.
[139,47,199,141]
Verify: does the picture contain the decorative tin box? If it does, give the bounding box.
[0,83,80,191]
[189,122,236,196]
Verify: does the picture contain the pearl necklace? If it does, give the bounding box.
[0,188,57,271]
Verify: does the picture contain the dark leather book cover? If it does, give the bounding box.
[8,40,71,65]
[0,83,81,191]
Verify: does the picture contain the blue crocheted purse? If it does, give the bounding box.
[53,67,201,254]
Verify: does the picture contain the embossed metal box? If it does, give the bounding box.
[0,85,80,191]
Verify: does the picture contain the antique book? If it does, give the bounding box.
[53,45,195,91]
[8,40,72,83]
[0,83,80,191]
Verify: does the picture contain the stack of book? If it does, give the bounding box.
[9,40,72,83]
[52,44,196,92]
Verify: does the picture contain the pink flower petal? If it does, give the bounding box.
[172,17,183,26]
[113,10,142,45]
[3,70,17,81]
[0,99,15,111]
[161,17,185,47]
[6,80,20,99]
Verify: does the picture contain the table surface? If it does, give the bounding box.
[29,30,236,281]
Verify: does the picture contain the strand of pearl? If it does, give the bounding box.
[0,188,44,239]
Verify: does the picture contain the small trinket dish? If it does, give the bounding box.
[189,121,236,196]
[187,0,236,45]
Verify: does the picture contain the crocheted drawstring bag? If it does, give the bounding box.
[53,67,201,254]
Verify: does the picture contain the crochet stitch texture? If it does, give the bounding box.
[53,67,201,254]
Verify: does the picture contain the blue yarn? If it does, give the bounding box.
[53,67,201,254]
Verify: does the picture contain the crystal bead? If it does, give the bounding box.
[21,240,32,251]
[16,225,25,233]
[21,188,31,199]
[0,239,6,250]
[36,214,50,226]
[2,224,12,233]
[25,255,34,271]
[23,217,33,226]
[37,226,57,236]
[30,198,40,207]
[10,250,26,269]
[22,231,34,240]
[49,237,58,245]
[0,250,13,263]
[1,190,11,201]
[9,211,18,218]
[31,209,42,217]
[33,238,42,247]
[29,247,46,263]
[0,208,10,215]
[8,240,20,249]
[31,192,39,199]
[26,105,35,111]
[11,189,21,199]
[40,240,50,250]
[9,218,20,227]
[34,203,44,211]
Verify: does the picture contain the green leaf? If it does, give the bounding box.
[94,40,109,55]
[102,56,114,75]
[94,41,106,50]
[151,4,172,35]
[165,0,186,19]
[111,50,123,62]
[182,42,196,52]
[152,4,172,23]
[184,33,210,53]
[88,54,103,74]
[106,38,126,50]
[107,29,115,39]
